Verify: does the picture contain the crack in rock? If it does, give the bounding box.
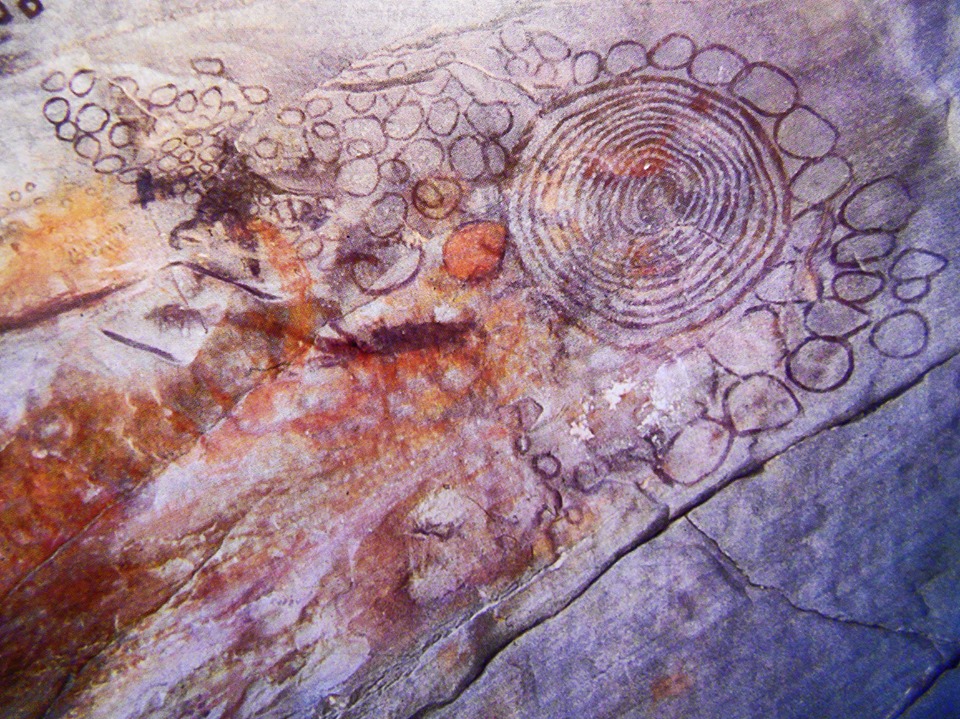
[685,516,949,650]
[890,648,960,719]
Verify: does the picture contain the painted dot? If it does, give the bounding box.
[791,155,852,204]
[241,86,270,105]
[149,84,178,107]
[443,221,508,281]
[689,45,744,85]
[842,177,916,231]
[69,69,96,97]
[41,71,66,92]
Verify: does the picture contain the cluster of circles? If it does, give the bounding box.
[782,176,939,394]
[39,63,269,202]
[242,67,517,209]
[230,49,526,278]
[499,29,944,492]
[508,74,789,345]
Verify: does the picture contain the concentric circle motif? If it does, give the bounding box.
[508,75,790,345]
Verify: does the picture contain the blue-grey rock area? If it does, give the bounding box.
[427,353,960,718]
[904,667,960,719]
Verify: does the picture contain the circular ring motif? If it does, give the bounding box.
[507,74,790,345]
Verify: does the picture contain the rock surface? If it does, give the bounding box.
[0,0,957,717]
[428,352,960,719]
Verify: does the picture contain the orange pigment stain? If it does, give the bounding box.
[286,310,521,462]
[0,294,325,697]
[0,372,202,596]
[0,304,303,597]
[0,208,320,600]
[161,291,566,656]
[244,220,309,293]
[0,181,162,329]
[690,90,712,115]
[442,221,509,281]
[0,182,604,713]
[231,218,334,358]
[318,306,562,643]
[651,671,694,703]
[626,241,668,278]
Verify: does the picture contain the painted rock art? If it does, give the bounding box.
[0,1,957,718]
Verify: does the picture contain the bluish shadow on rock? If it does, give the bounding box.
[427,354,960,719]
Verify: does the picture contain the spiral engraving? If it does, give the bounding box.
[508,75,790,345]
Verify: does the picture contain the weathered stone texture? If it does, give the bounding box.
[429,353,960,718]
